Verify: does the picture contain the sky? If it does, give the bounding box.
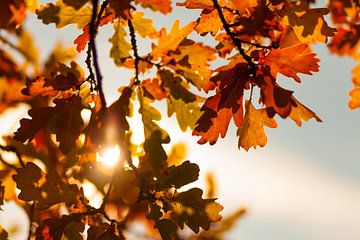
[1,1,360,240]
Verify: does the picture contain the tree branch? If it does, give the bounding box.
[0,145,26,168]
[89,0,107,109]
[211,0,255,68]
[128,19,140,84]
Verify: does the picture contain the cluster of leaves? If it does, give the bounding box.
[327,0,360,109]
[0,0,357,239]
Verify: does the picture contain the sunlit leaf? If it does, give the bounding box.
[237,101,277,151]
[36,0,92,29]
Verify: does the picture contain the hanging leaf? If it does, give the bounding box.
[12,162,82,210]
[237,101,277,151]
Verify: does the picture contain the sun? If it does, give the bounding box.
[96,145,121,168]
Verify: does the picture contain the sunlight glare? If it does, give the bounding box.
[96,145,121,168]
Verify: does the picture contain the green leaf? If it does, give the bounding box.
[159,160,200,189]
[109,21,132,66]
[159,70,203,131]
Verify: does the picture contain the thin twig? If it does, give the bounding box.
[89,0,107,109]
[139,57,162,69]
[211,0,255,68]
[0,145,26,168]
[128,19,140,84]
[0,156,17,170]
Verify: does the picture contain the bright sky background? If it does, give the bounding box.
[0,1,359,240]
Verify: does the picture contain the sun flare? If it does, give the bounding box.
[96,145,121,168]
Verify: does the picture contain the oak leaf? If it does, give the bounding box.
[193,63,249,144]
[158,160,200,190]
[165,40,216,92]
[0,0,26,30]
[135,0,172,14]
[62,0,88,10]
[280,1,336,43]
[131,12,158,39]
[36,0,92,29]
[12,162,82,210]
[288,97,322,126]
[170,188,223,233]
[74,12,115,52]
[151,20,196,59]
[237,101,277,151]
[263,43,320,83]
[109,21,132,66]
[349,87,360,109]
[159,70,203,131]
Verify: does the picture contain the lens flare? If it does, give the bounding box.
[96,145,121,168]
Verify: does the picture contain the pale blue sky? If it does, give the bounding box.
[1,1,360,239]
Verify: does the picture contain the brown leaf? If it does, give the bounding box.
[12,162,82,210]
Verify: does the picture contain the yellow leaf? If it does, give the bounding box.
[131,12,158,39]
[289,97,322,126]
[237,101,277,151]
[17,30,39,65]
[151,20,196,59]
[109,21,132,66]
[36,0,92,29]
[167,143,187,167]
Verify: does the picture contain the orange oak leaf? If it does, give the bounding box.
[151,20,196,59]
[328,26,360,58]
[256,67,293,118]
[195,8,234,36]
[262,43,320,83]
[164,40,216,93]
[349,88,360,110]
[348,64,360,109]
[280,1,336,43]
[176,0,214,9]
[193,63,250,144]
[288,97,322,126]
[237,101,277,151]
[0,0,26,30]
[135,0,172,14]
[74,12,115,52]
[141,78,167,100]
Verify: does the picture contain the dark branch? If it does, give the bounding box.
[128,19,140,84]
[0,145,26,168]
[89,0,107,109]
[211,0,255,68]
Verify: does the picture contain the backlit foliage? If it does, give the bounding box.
[0,0,356,239]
